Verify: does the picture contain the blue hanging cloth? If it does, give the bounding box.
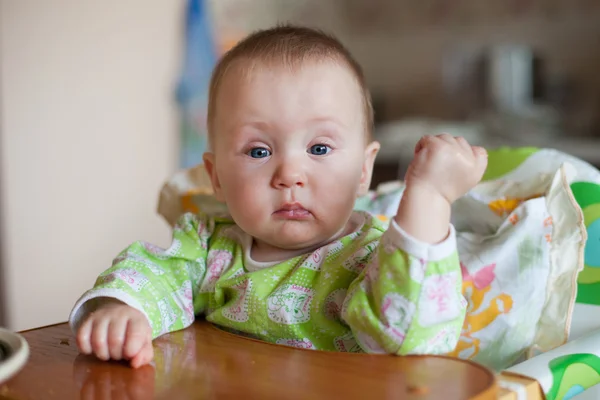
[176,0,217,168]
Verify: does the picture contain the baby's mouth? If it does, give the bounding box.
[273,203,312,219]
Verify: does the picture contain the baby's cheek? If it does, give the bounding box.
[234,182,273,219]
[312,176,358,222]
[229,184,264,211]
[318,166,361,197]
[222,173,261,202]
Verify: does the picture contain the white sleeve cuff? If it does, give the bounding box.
[68,288,153,334]
[383,219,457,262]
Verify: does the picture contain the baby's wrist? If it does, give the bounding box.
[394,184,451,244]
[88,297,127,312]
[403,183,451,211]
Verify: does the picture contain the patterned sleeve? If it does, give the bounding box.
[69,212,213,339]
[341,219,466,355]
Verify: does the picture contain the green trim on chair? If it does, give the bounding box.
[482,147,539,181]
[576,282,600,305]
[572,182,600,210]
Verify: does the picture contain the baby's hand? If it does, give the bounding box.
[76,301,153,368]
[405,134,487,204]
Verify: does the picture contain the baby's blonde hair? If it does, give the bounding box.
[207,25,373,147]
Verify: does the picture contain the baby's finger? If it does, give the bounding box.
[123,320,150,360]
[107,318,128,360]
[415,135,436,155]
[473,146,488,177]
[455,136,472,153]
[76,318,93,355]
[130,341,154,369]
[473,146,488,159]
[90,318,110,361]
[436,133,455,144]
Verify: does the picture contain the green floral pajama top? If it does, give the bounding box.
[69,211,466,355]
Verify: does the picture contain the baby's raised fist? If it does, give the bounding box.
[405,134,487,204]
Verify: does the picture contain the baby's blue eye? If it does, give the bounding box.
[309,144,331,156]
[248,147,271,158]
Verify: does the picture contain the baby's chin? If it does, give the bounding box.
[255,223,349,252]
[259,234,324,251]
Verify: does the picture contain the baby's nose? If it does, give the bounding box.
[272,161,306,189]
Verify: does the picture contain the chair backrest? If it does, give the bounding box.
[483,147,600,305]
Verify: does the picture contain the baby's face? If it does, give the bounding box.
[205,60,377,251]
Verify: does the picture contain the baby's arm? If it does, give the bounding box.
[396,134,487,244]
[342,220,464,354]
[70,212,213,367]
[343,134,487,355]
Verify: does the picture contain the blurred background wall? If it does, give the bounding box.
[0,0,184,330]
[0,0,599,330]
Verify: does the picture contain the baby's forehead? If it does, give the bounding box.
[208,57,370,148]
[217,60,363,123]
[223,57,360,88]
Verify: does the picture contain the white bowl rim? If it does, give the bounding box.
[0,328,30,385]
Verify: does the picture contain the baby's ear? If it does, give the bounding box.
[357,141,380,197]
[202,152,225,202]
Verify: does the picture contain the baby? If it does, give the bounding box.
[70,25,487,368]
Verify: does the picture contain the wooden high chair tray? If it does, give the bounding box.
[0,320,497,399]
